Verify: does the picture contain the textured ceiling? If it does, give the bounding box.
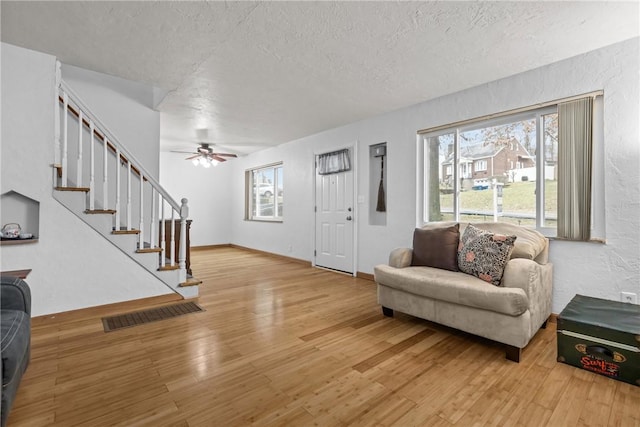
[2,1,638,155]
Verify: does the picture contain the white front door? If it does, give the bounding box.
[314,159,354,274]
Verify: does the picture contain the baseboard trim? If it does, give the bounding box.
[356,271,375,282]
[229,244,312,266]
[191,244,232,251]
[31,293,183,327]
[548,313,558,323]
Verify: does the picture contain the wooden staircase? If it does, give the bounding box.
[52,71,199,298]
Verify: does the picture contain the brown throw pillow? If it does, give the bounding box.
[411,224,460,271]
[457,224,517,286]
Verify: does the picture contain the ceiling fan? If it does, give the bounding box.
[171,143,237,167]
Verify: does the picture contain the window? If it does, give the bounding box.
[246,163,283,221]
[474,160,487,172]
[419,94,603,239]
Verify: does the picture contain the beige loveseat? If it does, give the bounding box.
[374,222,552,362]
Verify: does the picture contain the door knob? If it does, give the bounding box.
[348,207,352,212]
[346,216,352,221]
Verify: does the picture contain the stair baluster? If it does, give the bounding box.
[77,110,83,187]
[115,147,121,229]
[89,120,95,210]
[61,92,68,187]
[126,160,132,230]
[170,209,176,266]
[139,172,144,250]
[160,196,166,268]
[103,137,109,210]
[149,189,156,250]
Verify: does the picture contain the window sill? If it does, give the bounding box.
[548,236,606,244]
[245,218,283,224]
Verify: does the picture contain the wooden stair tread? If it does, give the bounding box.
[85,209,116,214]
[136,247,162,254]
[52,164,63,178]
[158,265,180,271]
[179,278,202,287]
[112,229,140,235]
[55,186,90,192]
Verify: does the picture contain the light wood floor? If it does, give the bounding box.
[9,247,640,426]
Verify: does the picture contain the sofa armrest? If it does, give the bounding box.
[502,258,553,329]
[389,248,413,268]
[1,276,31,315]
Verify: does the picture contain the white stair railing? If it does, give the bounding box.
[138,171,144,249]
[89,121,95,210]
[115,147,121,226]
[127,160,132,230]
[61,92,69,186]
[55,77,188,277]
[103,136,109,210]
[76,110,83,186]
[160,195,166,268]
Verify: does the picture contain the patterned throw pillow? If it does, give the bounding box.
[457,224,517,286]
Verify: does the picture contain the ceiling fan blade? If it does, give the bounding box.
[170,150,198,154]
[211,154,227,162]
[211,153,238,158]
[206,144,251,156]
[185,154,201,160]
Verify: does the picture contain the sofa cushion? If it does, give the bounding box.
[411,224,459,271]
[389,248,413,268]
[374,264,529,316]
[462,222,546,261]
[458,224,516,286]
[1,310,30,388]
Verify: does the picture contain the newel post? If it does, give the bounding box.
[179,198,189,271]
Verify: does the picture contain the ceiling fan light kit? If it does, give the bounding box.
[193,157,218,167]
[171,143,238,168]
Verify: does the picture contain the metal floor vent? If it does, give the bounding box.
[102,301,204,332]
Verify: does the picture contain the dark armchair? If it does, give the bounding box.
[1,275,31,427]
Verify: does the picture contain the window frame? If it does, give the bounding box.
[474,159,488,172]
[245,162,283,222]
[416,95,604,240]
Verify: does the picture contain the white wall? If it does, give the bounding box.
[218,38,639,314]
[159,152,233,246]
[231,138,337,260]
[61,63,161,179]
[1,43,172,316]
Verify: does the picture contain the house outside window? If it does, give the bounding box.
[246,163,283,221]
[419,95,604,239]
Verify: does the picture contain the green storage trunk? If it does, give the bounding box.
[557,294,640,386]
